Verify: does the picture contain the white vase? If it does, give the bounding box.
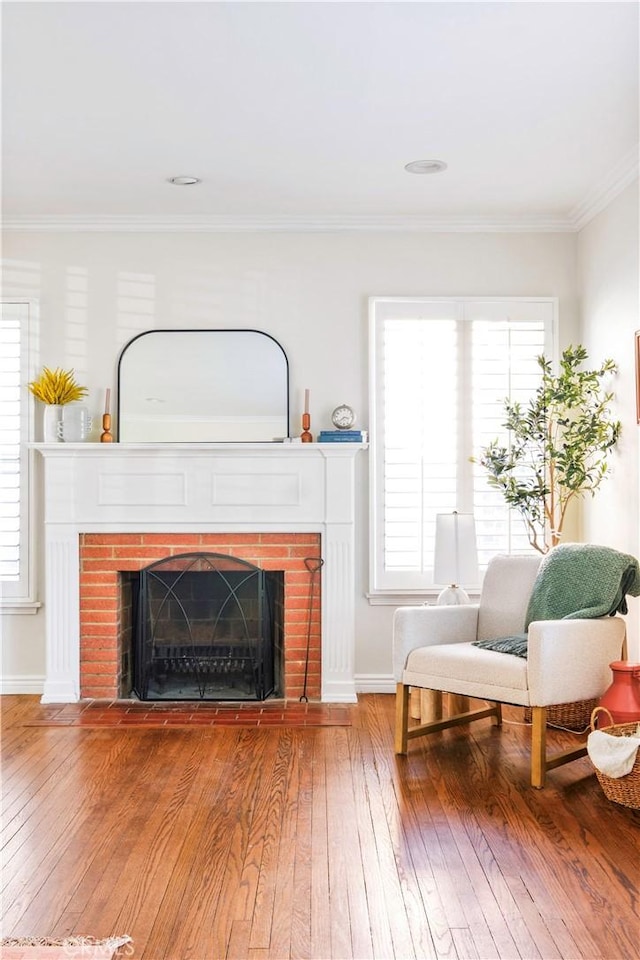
[58,403,93,442]
[42,404,63,442]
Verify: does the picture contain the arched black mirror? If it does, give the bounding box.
[117,329,289,442]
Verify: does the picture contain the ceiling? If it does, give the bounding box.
[2,1,639,231]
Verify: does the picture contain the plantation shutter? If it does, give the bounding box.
[369,297,555,596]
[0,301,33,601]
[468,301,551,566]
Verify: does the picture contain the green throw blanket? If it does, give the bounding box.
[473,544,640,659]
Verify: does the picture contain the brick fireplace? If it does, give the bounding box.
[80,531,321,700]
[36,442,364,703]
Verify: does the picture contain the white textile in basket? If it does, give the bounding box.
[587,726,640,778]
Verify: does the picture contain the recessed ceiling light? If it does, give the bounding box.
[404,159,448,175]
[167,176,201,186]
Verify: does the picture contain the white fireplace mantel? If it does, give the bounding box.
[35,442,366,704]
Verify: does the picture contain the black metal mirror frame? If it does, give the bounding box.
[117,328,290,442]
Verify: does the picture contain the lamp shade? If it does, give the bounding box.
[433,512,479,587]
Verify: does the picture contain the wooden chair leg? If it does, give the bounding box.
[493,701,502,727]
[410,688,444,723]
[447,693,470,715]
[409,687,421,719]
[395,682,411,755]
[420,689,443,723]
[530,706,547,789]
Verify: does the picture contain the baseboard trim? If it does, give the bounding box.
[354,674,396,694]
[1,675,45,695]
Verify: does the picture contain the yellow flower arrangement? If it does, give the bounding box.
[28,367,88,405]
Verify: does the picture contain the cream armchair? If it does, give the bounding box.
[393,554,627,787]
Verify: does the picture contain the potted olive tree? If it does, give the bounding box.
[476,345,621,554]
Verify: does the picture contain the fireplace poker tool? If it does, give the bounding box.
[299,556,324,702]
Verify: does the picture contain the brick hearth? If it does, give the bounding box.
[79,532,321,700]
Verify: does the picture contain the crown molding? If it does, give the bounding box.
[3,150,637,234]
[1,212,576,233]
[569,144,639,231]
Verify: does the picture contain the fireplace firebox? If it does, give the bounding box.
[132,553,283,701]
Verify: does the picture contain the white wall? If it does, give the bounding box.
[577,180,640,659]
[2,228,581,690]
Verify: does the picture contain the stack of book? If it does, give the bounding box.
[318,430,368,443]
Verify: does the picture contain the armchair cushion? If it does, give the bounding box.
[404,642,529,705]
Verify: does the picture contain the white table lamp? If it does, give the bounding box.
[433,511,479,605]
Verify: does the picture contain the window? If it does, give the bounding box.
[0,300,37,610]
[369,297,556,597]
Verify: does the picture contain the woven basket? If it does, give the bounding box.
[524,697,599,731]
[589,706,640,811]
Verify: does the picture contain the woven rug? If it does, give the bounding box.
[0,936,131,959]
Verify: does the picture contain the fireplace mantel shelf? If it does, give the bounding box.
[36,441,366,705]
[33,441,367,455]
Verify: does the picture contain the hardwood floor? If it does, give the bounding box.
[1,694,638,960]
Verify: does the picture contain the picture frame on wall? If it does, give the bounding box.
[636,330,640,424]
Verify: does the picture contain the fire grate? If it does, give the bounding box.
[132,552,283,701]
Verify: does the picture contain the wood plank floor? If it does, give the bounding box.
[1,694,638,960]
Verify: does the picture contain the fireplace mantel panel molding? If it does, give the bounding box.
[36,443,366,704]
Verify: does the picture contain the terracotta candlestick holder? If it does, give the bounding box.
[301,412,313,443]
[100,413,114,443]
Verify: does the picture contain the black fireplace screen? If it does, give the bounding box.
[132,552,283,701]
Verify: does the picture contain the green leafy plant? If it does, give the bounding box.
[476,345,621,554]
[28,367,88,405]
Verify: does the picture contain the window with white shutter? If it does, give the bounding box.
[1,300,37,608]
[369,297,556,597]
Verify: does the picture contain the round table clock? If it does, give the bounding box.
[331,404,356,430]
